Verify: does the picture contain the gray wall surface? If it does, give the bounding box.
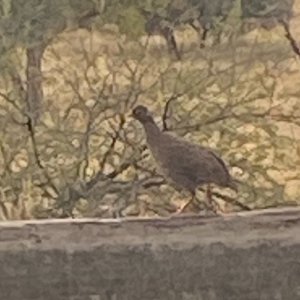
[1,208,300,300]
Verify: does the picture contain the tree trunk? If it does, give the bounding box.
[25,43,46,126]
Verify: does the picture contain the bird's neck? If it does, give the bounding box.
[143,120,161,143]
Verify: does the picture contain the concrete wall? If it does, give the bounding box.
[1,208,300,300]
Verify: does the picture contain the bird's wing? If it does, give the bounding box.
[161,134,230,184]
[160,138,209,178]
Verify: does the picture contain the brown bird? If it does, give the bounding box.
[132,105,238,213]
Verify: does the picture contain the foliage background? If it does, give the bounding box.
[0,0,299,219]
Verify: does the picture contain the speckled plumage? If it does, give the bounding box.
[132,105,237,197]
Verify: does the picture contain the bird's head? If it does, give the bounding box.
[132,105,154,123]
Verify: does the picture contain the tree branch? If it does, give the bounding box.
[280,20,300,58]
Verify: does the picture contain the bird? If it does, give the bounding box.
[132,105,238,213]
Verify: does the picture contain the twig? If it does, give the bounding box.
[0,92,23,113]
[162,93,183,131]
[280,19,300,58]
[99,114,126,171]
[24,116,59,194]
[210,190,251,211]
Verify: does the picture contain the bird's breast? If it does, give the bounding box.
[146,141,171,173]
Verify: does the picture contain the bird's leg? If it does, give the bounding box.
[206,184,219,213]
[206,184,212,206]
[176,192,195,214]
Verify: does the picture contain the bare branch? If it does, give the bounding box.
[162,93,183,131]
[99,114,126,171]
[280,20,300,58]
